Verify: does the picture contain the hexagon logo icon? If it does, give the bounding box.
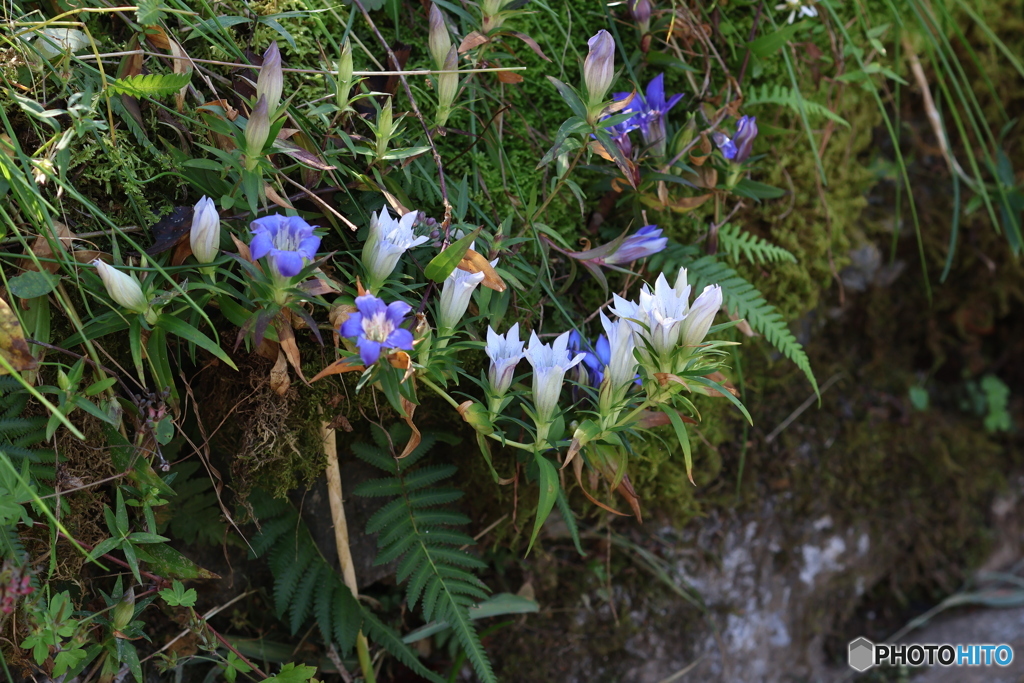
[848,637,875,672]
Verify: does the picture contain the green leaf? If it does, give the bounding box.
[156,314,238,370]
[134,543,220,579]
[547,76,588,120]
[732,179,786,200]
[424,228,481,283]
[108,73,192,98]
[748,21,805,57]
[8,271,58,299]
[264,662,318,682]
[662,406,694,485]
[526,453,558,556]
[159,580,198,607]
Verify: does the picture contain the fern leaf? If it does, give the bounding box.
[352,477,404,497]
[691,255,817,391]
[108,73,192,98]
[290,561,324,634]
[351,441,397,474]
[272,538,316,618]
[332,584,361,654]
[718,224,797,265]
[357,426,497,683]
[361,610,447,683]
[746,84,850,127]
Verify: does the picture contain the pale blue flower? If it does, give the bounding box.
[525,330,586,423]
[340,293,414,365]
[679,284,722,348]
[362,207,430,290]
[485,323,525,397]
[438,245,496,333]
[250,214,321,278]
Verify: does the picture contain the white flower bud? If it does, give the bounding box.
[92,260,149,314]
[189,196,220,265]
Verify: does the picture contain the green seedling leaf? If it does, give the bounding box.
[159,580,198,607]
[135,543,220,579]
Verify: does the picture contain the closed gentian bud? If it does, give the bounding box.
[428,4,452,71]
[602,225,667,265]
[584,30,615,110]
[679,284,722,349]
[189,196,220,266]
[336,41,354,111]
[599,312,637,393]
[111,586,136,631]
[92,260,149,315]
[256,42,283,115]
[245,96,271,167]
[732,115,758,163]
[436,47,459,126]
[630,0,652,32]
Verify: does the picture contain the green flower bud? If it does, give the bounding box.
[457,400,495,436]
[111,586,135,631]
[336,41,353,111]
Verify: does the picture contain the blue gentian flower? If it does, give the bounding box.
[601,74,683,157]
[250,214,321,278]
[602,225,668,265]
[713,115,758,163]
[582,335,608,388]
[340,294,415,366]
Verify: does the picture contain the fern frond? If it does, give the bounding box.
[718,224,797,265]
[649,245,817,391]
[357,425,497,683]
[251,491,444,683]
[746,84,850,127]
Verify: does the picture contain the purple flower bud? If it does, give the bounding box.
[584,30,616,108]
[256,42,283,115]
[603,225,667,265]
[340,294,415,366]
[732,115,758,163]
[630,0,652,27]
[428,4,452,71]
[715,115,758,163]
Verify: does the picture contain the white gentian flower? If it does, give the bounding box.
[524,330,586,423]
[438,244,497,334]
[189,196,220,266]
[362,207,430,291]
[635,268,691,357]
[599,312,637,392]
[92,259,149,314]
[679,285,723,348]
[775,0,819,24]
[485,323,525,396]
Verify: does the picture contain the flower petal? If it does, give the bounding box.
[340,313,363,338]
[357,338,383,366]
[355,294,387,318]
[249,231,273,260]
[386,327,414,351]
[273,250,304,277]
[385,300,412,324]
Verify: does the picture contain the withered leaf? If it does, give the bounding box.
[457,249,506,292]
[0,297,38,374]
[146,206,194,255]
